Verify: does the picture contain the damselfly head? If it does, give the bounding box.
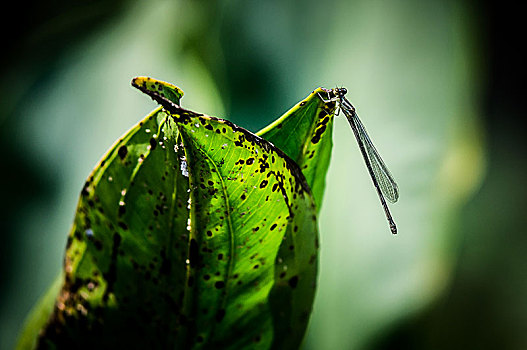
[336,87,348,98]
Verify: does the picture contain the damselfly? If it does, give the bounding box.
[319,88,399,234]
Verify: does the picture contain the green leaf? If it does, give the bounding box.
[38,107,191,348]
[131,76,184,106]
[18,78,338,349]
[257,88,337,211]
[176,113,318,349]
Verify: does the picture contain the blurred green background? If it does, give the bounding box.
[1,0,526,349]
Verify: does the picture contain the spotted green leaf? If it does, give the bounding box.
[17,78,338,349]
[132,76,184,107]
[257,89,337,211]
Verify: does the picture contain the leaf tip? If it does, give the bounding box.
[131,76,185,112]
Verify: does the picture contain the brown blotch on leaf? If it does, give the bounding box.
[149,137,157,150]
[118,145,128,160]
[288,275,299,289]
[189,239,199,267]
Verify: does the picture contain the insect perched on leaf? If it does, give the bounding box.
[17,77,398,350]
[319,88,399,234]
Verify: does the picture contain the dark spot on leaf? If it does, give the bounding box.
[311,123,327,144]
[118,222,128,230]
[260,180,268,188]
[204,274,210,280]
[81,182,90,196]
[150,137,157,150]
[241,193,246,200]
[259,160,270,173]
[215,281,225,289]
[118,145,128,160]
[270,223,277,231]
[246,157,254,165]
[206,230,213,237]
[217,253,223,260]
[103,233,121,302]
[189,239,199,267]
[93,240,103,251]
[288,275,299,289]
[66,236,73,249]
[234,134,246,147]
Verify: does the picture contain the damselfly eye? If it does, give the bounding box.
[338,87,347,97]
